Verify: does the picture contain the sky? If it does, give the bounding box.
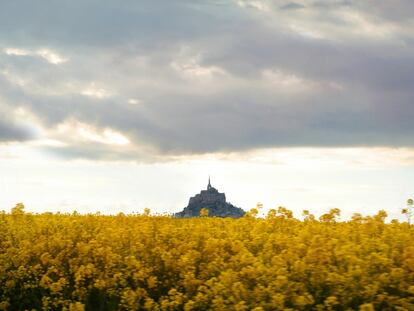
[1,0,414,220]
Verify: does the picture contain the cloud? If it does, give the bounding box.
[0,0,413,161]
[279,2,306,10]
[3,47,68,64]
[0,105,34,142]
[0,120,32,142]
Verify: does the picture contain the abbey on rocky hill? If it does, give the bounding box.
[175,178,245,218]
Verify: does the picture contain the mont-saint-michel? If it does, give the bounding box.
[175,178,245,218]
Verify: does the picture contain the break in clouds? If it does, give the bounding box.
[1,0,414,161]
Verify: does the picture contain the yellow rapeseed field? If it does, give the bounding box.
[1,204,414,310]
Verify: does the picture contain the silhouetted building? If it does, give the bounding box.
[175,178,245,218]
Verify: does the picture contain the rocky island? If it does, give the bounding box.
[175,178,245,218]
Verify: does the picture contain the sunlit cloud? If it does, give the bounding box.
[165,147,414,170]
[261,69,312,91]
[81,83,111,99]
[36,49,68,64]
[4,47,30,56]
[171,56,227,80]
[339,10,398,39]
[55,119,130,146]
[287,23,326,39]
[3,47,68,64]
[127,98,142,105]
[235,0,271,12]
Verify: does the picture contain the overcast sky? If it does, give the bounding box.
[1,0,414,219]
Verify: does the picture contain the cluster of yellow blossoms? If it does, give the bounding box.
[0,204,413,310]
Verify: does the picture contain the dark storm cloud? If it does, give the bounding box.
[0,0,414,160]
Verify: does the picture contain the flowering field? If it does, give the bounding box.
[1,206,414,310]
